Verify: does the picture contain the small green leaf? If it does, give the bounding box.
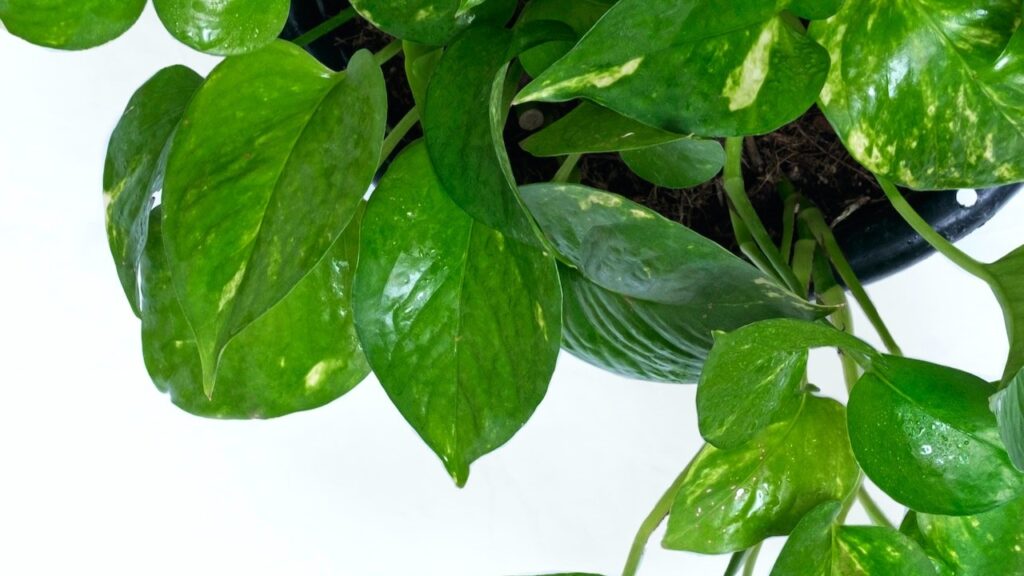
[423,22,571,245]
[103,65,203,318]
[848,356,1024,515]
[152,0,289,55]
[770,501,938,576]
[620,138,725,188]
[516,0,615,78]
[907,494,1024,575]
[350,0,516,45]
[353,142,561,487]
[520,102,683,157]
[991,366,1024,470]
[520,184,827,383]
[664,396,859,553]
[810,0,1024,189]
[0,0,145,49]
[515,0,834,137]
[141,206,369,419]
[403,41,443,110]
[697,319,877,449]
[162,43,386,397]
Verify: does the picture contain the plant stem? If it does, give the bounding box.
[723,138,803,294]
[800,207,902,356]
[724,549,753,576]
[729,207,778,278]
[877,176,994,283]
[778,179,801,263]
[743,543,762,576]
[379,107,420,167]
[621,467,690,576]
[858,485,895,529]
[292,7,357,47]
[553,153,582,183]
[374,38,404,66]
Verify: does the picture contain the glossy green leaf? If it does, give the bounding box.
[698,319,877,450]
[424,23,572,246]
[103,65,202,318]
[516,0,614,78]
[520,184,826,383]
[664,396,859,553]
[350,0,515,45]
[162,43,386,397]
[403,41,443,110]
[848,356,1024,515]
[520,102,683,157]
[620,138,725,188]
[353,142,561,487]
[992,368,1024,471]
[152,0,288,55]
[984,245,1024,469]
[810,0,1024,189]
[141,206,369,419]
[515,0,835,137]
[907,494,1024,575]
[0,0,145,49]
[771,501,938,576]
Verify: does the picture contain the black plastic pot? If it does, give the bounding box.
[282,0,1022,285]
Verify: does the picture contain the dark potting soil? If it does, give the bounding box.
[323,13,884,254]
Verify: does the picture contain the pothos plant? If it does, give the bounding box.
[5,0,1024,574]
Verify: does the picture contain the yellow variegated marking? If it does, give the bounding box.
[519,57,644,102]
[723,21,777,111]
[218,264,246,312]
[304,359,339,391]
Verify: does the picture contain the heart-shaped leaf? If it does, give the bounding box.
[810,0,1024,189]
[906,494,1024,575]
[848,355,1024,515]
[141,206,369,419]
[664,396,859,553]
[104,65,203,318]
[515,0,837,137]
[520,102,684,157]
[162,43,386,397]
[350,0,516,45]
[516,0,614,78]
[620,138,725,188]
[520,183,826,383]
[697,319,877,450]
[0,0,145,49]
[353,142,561,487]
[152,0,289,55]
[770,501,938,576]
[424,22,573,246]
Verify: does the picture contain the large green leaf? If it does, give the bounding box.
[770,501,938,576]
[423,23,573,246]
[515,0,837,136]
[663,396,859,553]
[697,319,877,450]
[517,0,615,78]
[520,102,683,157]
[162,43,386,397]
[152,0,288,55]
[0,0,145,49]
[620,138,725,188]
[141,207,369,419]
[810,0,1024,189]
[848,356,1024,515]
[353,142,561,487]
[350,0,515,45]
[103,66,202,318]
[520,184,826,383]
[907,494,1024,575]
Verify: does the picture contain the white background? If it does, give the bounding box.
[2,7,1022,576]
